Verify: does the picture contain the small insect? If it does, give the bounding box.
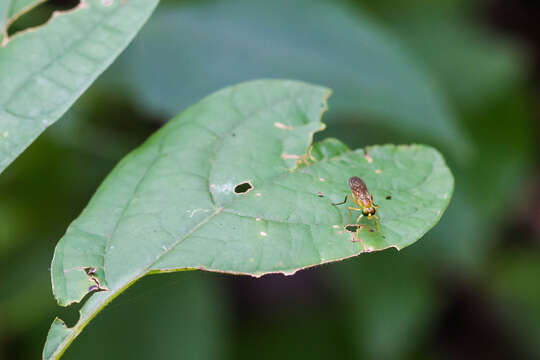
[333,176,379,246]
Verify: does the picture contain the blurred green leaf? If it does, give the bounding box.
[0,0,158,174]
[111,0,469,158]
[385,9,525,109]
[231,304,355,359]
[486,250,540,358]
[44,80,453,359]
[340,250,438,359]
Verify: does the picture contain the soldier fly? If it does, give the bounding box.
[333,176,379,246]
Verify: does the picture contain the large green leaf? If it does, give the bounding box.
[386,10,525,109]
[0,0,158,174]
[44,80,453,359]
[109,0,469,157]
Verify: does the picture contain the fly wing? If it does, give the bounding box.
[348,176,370,203]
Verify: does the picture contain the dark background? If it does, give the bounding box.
[2,0,540,359]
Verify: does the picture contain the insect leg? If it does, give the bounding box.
[333,194,357,206]
[367,215,380,231]
[332,195,348,206]
[350,227,366,251]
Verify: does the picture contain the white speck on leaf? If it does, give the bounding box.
[375,169,382,174]
[186,208,210,218]
[260,231,267,236]
[281,153,300,160]
[273,122,293,130]
[213,182,233,193]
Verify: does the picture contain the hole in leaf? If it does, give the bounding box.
[234,182,253,194]
[345,225,375,233]
[386,195,392,200]
[7,0,81,38]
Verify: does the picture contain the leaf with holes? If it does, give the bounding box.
[0,0,158,173]
[44,80,454,359]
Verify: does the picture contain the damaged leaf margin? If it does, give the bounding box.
[1,0,77,46]
[44,80,454,359]
[1,1,43,40]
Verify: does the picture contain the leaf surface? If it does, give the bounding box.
[0,0,158,173]
[44,80,453,359]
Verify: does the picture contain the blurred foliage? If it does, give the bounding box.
[63,272,228,360]
[0,0,159,174]
[1,0,538,359]
[105,0,470,158]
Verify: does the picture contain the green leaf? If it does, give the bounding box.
[109,0,469,157]
[44,80,454,359]
[0,0,158,174]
